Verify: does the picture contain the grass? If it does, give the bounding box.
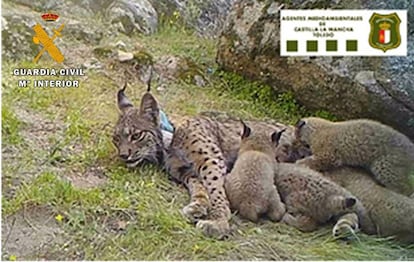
[2,12,414,261]
[2,104,23,145]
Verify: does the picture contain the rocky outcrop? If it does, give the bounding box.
[155,0,237,36]
[106,0,158,35]
[2,0,235,61]
[217,0,414,140]
[1,11,39,62]
[1,1,105,61]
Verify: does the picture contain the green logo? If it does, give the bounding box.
[369,12,401,52]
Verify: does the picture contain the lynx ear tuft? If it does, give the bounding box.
[117,82,133,112]
[271,128,286,144]
[345,197,357,208]
[146,66,153,92]
[241,120,251,139]
[296,119,306,129]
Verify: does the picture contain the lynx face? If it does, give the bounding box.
[113,85,165,167]
[276,140,312,163]
[295,117,332,147]
[239,121,286,157]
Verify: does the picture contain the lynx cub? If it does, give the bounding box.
[225,122,286,222]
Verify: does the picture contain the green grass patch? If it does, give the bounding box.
[212,70,338,123]
[213,70,306,123]
[2,104,23,144]
[6,168,412,260]
[140,28,216,67]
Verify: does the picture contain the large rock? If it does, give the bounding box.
[1,11,38,61]
[106,0,158,35]
[146,0,236,36]
[174,0,237,36]
[217,0,414,140]
[1,0,105,61]
[85,0,236,36]
[2,0,236,56]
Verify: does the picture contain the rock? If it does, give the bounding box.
[64,20,103,44]
[181,0,237,36]
[1,1,107,61]
[115,40,127,50]
[82,57,103,69]
[154,55,206,85]
[355,71,377,86]
[194,75,206,87]
[4,0,236,40]
[154,55,183,82]
[217,0,414,140]
[1,10,38,61]
[12,0,60,12]
[106,0,158,35]
[149,0,236,36]
[117,50,134,62]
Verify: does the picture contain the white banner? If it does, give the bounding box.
[280,10,407,56]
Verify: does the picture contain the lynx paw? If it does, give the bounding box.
[182,200,208,223]
[196,219,230,240]
[333,215,360,239]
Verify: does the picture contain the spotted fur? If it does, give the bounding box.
[112,85,360,239]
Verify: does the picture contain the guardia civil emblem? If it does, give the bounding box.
[369,12,401,52]
[32,13,65,63]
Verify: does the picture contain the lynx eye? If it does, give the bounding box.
[131,132,144,141]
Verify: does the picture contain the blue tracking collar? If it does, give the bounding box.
[159,110,174,133]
